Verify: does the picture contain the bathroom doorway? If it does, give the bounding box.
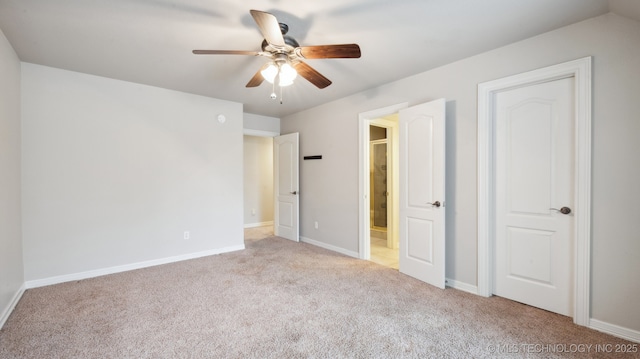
[369,119,399,269]
[359,103,404,270]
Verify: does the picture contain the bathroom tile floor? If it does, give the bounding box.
[370,236,399,269]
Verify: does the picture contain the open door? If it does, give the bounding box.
[274,133,299,242]
[399,99,446,288]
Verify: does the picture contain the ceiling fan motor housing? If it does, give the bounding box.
[261,23,299,53]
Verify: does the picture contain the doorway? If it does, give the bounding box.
[369,124,398,269]
[243,135,275,229]
[358,104,404,269]
[359,100,447,288]
[243,131,299,242]
[360,100,447,287]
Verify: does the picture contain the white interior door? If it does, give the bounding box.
[274,133,299,242]
[494,78,574,316]
[399,99,446,288]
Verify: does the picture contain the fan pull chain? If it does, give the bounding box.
[280,85,283,105]
[270,81,276,100]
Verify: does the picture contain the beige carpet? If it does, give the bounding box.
[0,227,636,358]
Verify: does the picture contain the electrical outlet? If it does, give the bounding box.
[184,231,190,240]
[251,209,256,216]
[314,221,318,229]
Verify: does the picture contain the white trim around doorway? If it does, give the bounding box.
[358,103,407,260]
[477,57,592,326]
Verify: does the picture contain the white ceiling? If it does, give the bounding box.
[0,0,637,118]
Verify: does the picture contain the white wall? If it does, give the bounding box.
[243,136,274,226]
[21,63,244,282]
[0,29,24,327]
[281,13,640,333]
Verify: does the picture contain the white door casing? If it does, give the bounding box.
[359,103,407,261]
[274,133,299,242]
[494,78,575,316]
[477,57,592,326]
[399,99,446,288]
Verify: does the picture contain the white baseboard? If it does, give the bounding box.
[244,221,274,228]
[25,244,245,289]
[0,283,25,329]
[445,278,479,295]
[300,236,360,258]
[590,318,640,343]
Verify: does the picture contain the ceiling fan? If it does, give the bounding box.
[193,9,361,91]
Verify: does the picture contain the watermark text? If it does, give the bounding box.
[486,343,637,354]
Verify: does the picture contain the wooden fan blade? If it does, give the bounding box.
[297,44,361,59]
[193,50,259,55]
[246,64,268,88]
[293,61,332,89]
[250,9,285,47]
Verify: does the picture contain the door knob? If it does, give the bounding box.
[427,201,441,208]
[550,207,571,215]
[290,191,297,195]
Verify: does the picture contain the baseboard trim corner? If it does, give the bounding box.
[590,318,640,343]
[445,278,479,295]
[0,283,26,329]
[25,244,245,289]
[300,236,359,258]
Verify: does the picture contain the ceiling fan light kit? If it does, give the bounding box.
[260,63,278,83]
[261,54,298,87]
[277,63,297,86]
[193,9,361,104]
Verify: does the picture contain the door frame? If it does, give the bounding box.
[358,103,407,260]
[242,129,278,230]
[477,57,592,326]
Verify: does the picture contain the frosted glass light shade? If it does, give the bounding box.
[260,63,278,83]
[278,63,297,87]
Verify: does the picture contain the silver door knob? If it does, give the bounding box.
[427,201,441,208]
[550,207,571,215]
[290,191,297,195]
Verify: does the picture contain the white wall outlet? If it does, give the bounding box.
[184,231,190,240]
[314,221,318,229]
[251,209,256,216]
